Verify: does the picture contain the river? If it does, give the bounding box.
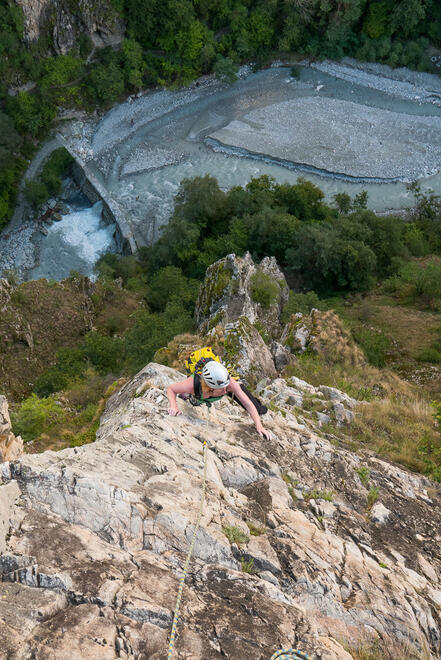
[4,59,441,281]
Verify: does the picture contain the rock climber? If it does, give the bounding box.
[166,360,271,440]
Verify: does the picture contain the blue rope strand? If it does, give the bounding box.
[269,649,311,660]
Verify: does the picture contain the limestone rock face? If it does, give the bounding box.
[1,363,440,659]
[196,252,289,339]
[15,0,124,54]
[0,396,23,463]
[224,316,277,385]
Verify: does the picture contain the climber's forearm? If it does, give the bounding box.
[166,386,178,408]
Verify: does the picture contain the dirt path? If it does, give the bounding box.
[6,136,61,233]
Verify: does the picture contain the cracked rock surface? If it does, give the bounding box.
[1,363,440,659]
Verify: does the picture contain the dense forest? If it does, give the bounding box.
[1,0,441,228]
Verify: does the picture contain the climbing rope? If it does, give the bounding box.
[269,649,311,660]
[167,440,208,660]
[166,438,311,660]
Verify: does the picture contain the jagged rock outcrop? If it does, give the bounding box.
[224,317,277,385]
[196,253,289,338]
[0,396,23,464]
[14,0,124,55]
[1,363,440,659]
[281,309,366,367]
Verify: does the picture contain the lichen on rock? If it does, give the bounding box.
[196,252,289,340]
[15,0,123,55]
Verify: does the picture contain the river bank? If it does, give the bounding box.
[2,58,441,281]
[59,58,441,249]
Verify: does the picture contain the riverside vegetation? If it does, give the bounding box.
[1,0,441,227]
[3,175,441,485]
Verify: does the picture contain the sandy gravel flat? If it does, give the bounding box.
[313,58,441,103]
[120,145,184,177]
[209,96,441,180]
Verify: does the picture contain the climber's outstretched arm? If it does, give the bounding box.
[228,378,271,440]
[167,377,194,416]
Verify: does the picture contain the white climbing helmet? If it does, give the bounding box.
[201,362,230,389]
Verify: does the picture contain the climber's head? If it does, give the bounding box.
[201,362,230,392]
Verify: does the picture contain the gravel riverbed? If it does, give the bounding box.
[209,96,441,180]
[3,59,441,280]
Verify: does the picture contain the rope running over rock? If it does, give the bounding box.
[269,650,311,659]
[167,439,208,660]
[166,438,311,660]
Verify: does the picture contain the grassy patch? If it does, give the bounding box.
[247,521,265,536]
[19,375,125,453]
[222,525,249,545]
[355,466,370,487]
[303,489,334,502]
[0,278,141,400]
[343,637,428,660]
[240,557,255,574]
[367,486,379,510]
[351,326,392,368]
[328,293,441,398]
[350,396,441,481]
[282,473,298,501]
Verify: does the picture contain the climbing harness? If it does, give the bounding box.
[166,437,310,660]
[269,650,311,660]
[167,439,208,660]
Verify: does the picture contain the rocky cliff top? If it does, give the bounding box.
[15,0,123,55]
[1,362,440,659]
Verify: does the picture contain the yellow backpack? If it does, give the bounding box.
[184,346,221,375]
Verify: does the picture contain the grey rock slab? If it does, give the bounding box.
[319,385,358,409]
[259,570,280,587]
[316,411,331,426]
[270,341,296,372]
[0,480,20,553]
[242,535,281,575]
[370,502,391,524]
[333,402,354,425]
[219,456,260,488]
[1,362,440,658]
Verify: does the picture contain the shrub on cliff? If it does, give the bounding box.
[249,271,280,309]
[11,394,64,442]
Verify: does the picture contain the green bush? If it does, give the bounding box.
[24,180,48,210]
[83,331,125,373]
[290,65,300,79]
[400,259,441,308]
[281,290,322,323]
[11,394,64,442]
[222,524,249,545]
[351,326,391,367]
[34,346,87,396]
[250,271,279,309]
[124,299,194,373]
[145,265,199,312]
[416,346,441,364]
[41,147,74,186]
[213,55,238,83]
